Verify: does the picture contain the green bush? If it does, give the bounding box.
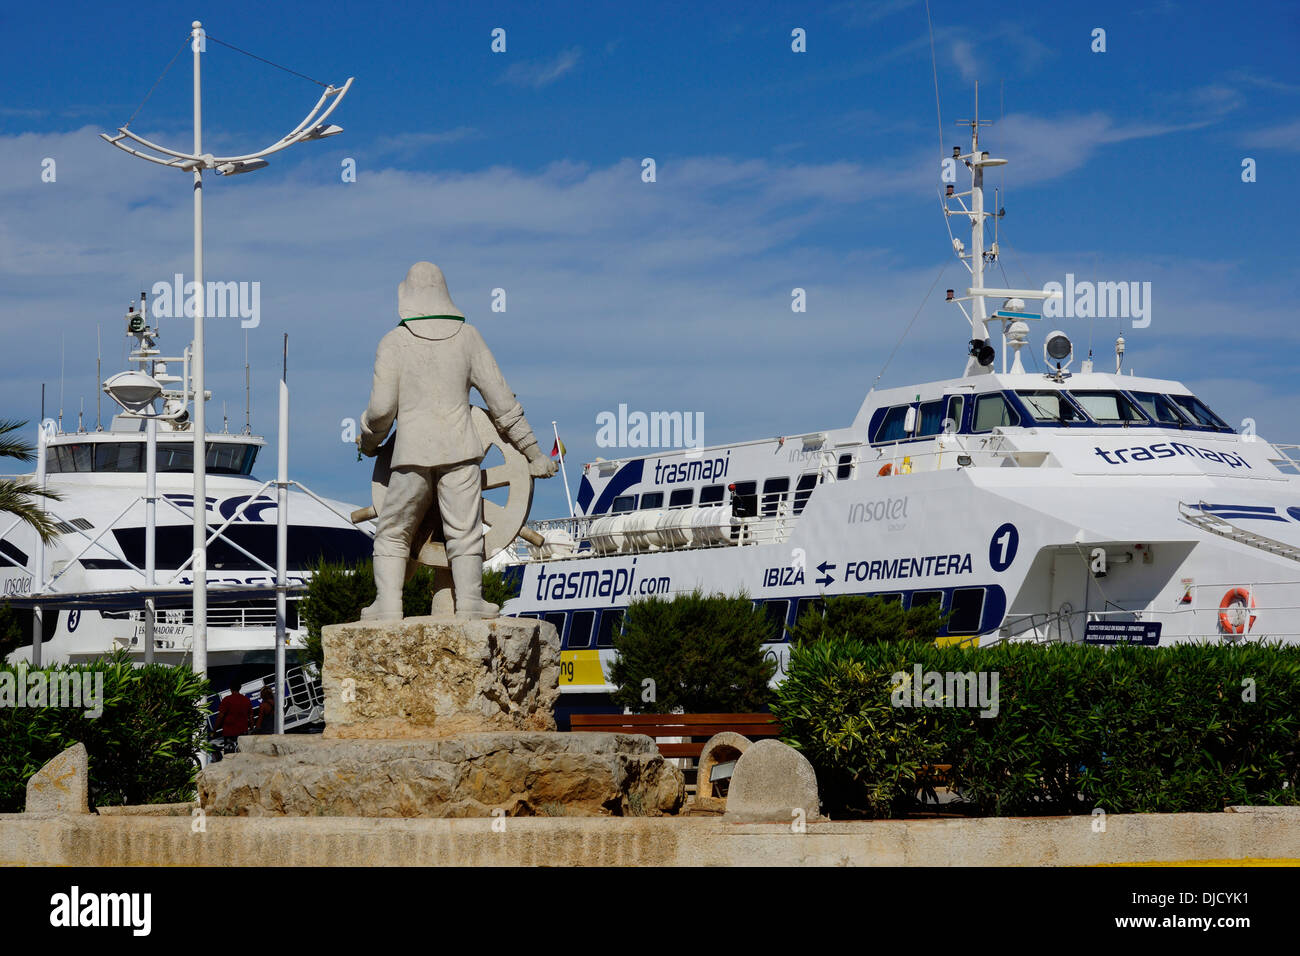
[773,638,1300,819]
[609,591,777,713]
[299,560,521,670]
[773,638,944,817]
[787,594,947,645]
[0,649,209,811]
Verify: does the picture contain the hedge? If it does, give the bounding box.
[773,637,1300,818]
[0,650,209,811]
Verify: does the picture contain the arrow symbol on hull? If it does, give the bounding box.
[816,561,836,587]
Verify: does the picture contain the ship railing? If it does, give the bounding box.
[205,663,323,733]
[997,590,1300,643]
[829,431,1051,480]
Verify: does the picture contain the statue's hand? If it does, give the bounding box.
[528,455,558,479]
[358,436,380,458]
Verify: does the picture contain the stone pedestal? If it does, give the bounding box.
[322,616,561,739]
[199,732,684,817]
[197,614,685,817]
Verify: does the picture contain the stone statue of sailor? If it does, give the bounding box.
[358,262,556,621]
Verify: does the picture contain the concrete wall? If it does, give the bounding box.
[2,808,1297,866]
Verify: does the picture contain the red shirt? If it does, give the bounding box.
[217,692,252,737]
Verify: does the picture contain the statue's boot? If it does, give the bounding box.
[452,553,500,620]
[360,555,407,621]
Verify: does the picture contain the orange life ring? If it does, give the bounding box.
[1218,587,1256,634]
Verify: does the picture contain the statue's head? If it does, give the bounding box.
[398,262,465,340]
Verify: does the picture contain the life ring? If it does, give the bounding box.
[878,463,893,476]
[1218,587,1256,634]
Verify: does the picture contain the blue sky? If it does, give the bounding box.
[1,0,1297,518]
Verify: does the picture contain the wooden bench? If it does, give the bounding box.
[568,713,781,759]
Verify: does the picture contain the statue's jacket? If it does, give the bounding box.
[361,322,536,468]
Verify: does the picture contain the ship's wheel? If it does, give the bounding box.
[352,406,539,577]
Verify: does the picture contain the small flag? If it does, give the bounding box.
[551,437,566,459]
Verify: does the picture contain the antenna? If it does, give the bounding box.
[244,331,251,435]
[96,325,103,430]
[58,333,65,433]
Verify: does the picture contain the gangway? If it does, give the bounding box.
[1177,502,1300,565]
[206,664,323,735]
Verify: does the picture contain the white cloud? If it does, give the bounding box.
[500,48,581,88]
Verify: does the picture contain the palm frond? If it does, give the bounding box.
[0,478,65,543]
[0,420,36,463]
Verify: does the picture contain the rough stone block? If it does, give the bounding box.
[322,615,560,738]
[26,742,90,815]
[197,732,685,817]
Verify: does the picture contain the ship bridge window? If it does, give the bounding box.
[612,495,638,513]
[1169,394,1232,431]
[972,393,1020,432]
[668,489,694,508]
[1068,390,1148,424]
[1129,391,1191,426]
[872,406,911,444]
[699,484,725,506]
[640,492,664,510]
[1015,390,1086,425]
[793,473,817,515]
[945,395,965,434]
[917,400,947,437]
[761,477,790,516]
[46,441,258,475]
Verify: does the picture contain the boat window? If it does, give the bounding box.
[948,588,986,634]
[1170,394,1231,431]
[542,612,567,638]
[1129,391,1191,426]
[792,473,818,515]
[731,480,758,517]
[668,488,693,508]
[596,608,624,647]
[972,393,1020,432]
[795,597,824,624]
[1015,390,1086,425]
[909,590,943,610]
[836,454,853,480]
[640,492,664,510]
[612,495,637,513]
[872,405,911,444]
[874,592,904,606]
[111,524,372,570]
[46,441,258,475]
[761,477,789,516]
[945,395,965,434]
[567,610,596,649]
[1068,390,1148,424]
[763,599,790,635]
[917,400,946,437]
[699,484,725,506]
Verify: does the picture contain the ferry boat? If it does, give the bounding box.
[499,95,1300,701]
[0,295,372,697]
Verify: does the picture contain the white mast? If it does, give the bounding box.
[100,21,352,680]
[942,84,1057,377]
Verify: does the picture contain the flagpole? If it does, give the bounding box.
[552,420,575,518]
